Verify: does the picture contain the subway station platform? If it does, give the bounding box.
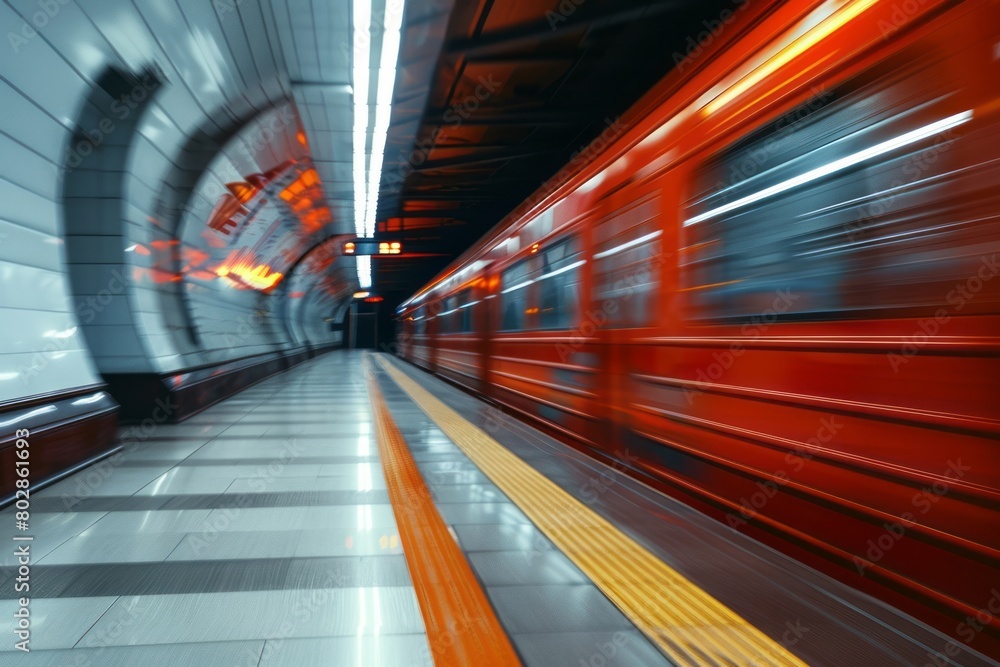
[0,351,995,667]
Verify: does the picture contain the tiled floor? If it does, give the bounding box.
[0,353,433,666]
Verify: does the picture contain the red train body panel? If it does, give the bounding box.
[397,0,1000,656]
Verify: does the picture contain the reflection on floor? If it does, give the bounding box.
[0,353,431,666]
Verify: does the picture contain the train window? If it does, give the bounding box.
[500,260,530,331]
[682,45,992,321]
[593,193,662,328]
[414,306,426,335]
[440,295,458,334]
[456,288,474,333]
[440,291,476,335]
[538,237,583,330]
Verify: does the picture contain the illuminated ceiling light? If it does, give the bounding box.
[353,0,372,251]
[352,0,405,289]
[353,291,371,298]
[685,110,973,226]
[364,4,404,238]
[704,0,878,115]
[358,255,372,289]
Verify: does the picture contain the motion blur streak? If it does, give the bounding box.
[396,0,1000,657]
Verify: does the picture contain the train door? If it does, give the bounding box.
[591,179,665,462]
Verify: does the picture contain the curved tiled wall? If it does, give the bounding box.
[0,0,358,497]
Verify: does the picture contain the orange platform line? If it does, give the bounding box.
[364,355,522,667]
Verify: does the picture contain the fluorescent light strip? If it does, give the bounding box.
[684,110,973,227]
[353,0,371,241]
[357,255,372,289]
[364,1,405,239]
[593,231,662,260]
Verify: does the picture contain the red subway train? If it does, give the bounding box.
[396,0,1000,655]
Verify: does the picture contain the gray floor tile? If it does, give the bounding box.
[436,502,531,525]
[430,483,506,504]
[513,630,673,667]
[201,507,308,532]
[283,556,412,589]
[41,468,171,499]
[81,510,213,536]
[135,469,238,496]
[78,587,425,646]
[453,524,555,552]
[0,597,118,651]
[168,530,301,561]
[258,634,432,667]
[468,550,589,586]
[54,559,294,598]
[295,528,404,558]
[38,531,185,565]
[0,641,265,666]
[116,443,205,461]
[0,564,81,599]
[487,585,636,634]
[224,476,383,495]
[0,513,107,567]
[303,505,398,530]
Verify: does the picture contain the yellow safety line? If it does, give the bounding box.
[376,354,808,667]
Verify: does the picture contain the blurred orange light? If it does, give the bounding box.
[705,0,878,115]
[226,181,258,204]
[216,249,283,291]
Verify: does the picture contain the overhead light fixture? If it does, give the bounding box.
[353,0,372,287]
[365,2,404,239]
[352,0,405,290]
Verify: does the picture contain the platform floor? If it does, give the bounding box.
[0,352,995,666]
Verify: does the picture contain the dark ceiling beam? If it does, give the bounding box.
[393,211,471,218]
[446,0,680,60]
[432,141,531,150]
[405,174,528,188]
[464,52,579,63]
[410,149,549,172]
[401,194,500,202]
[421,110,585,126]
